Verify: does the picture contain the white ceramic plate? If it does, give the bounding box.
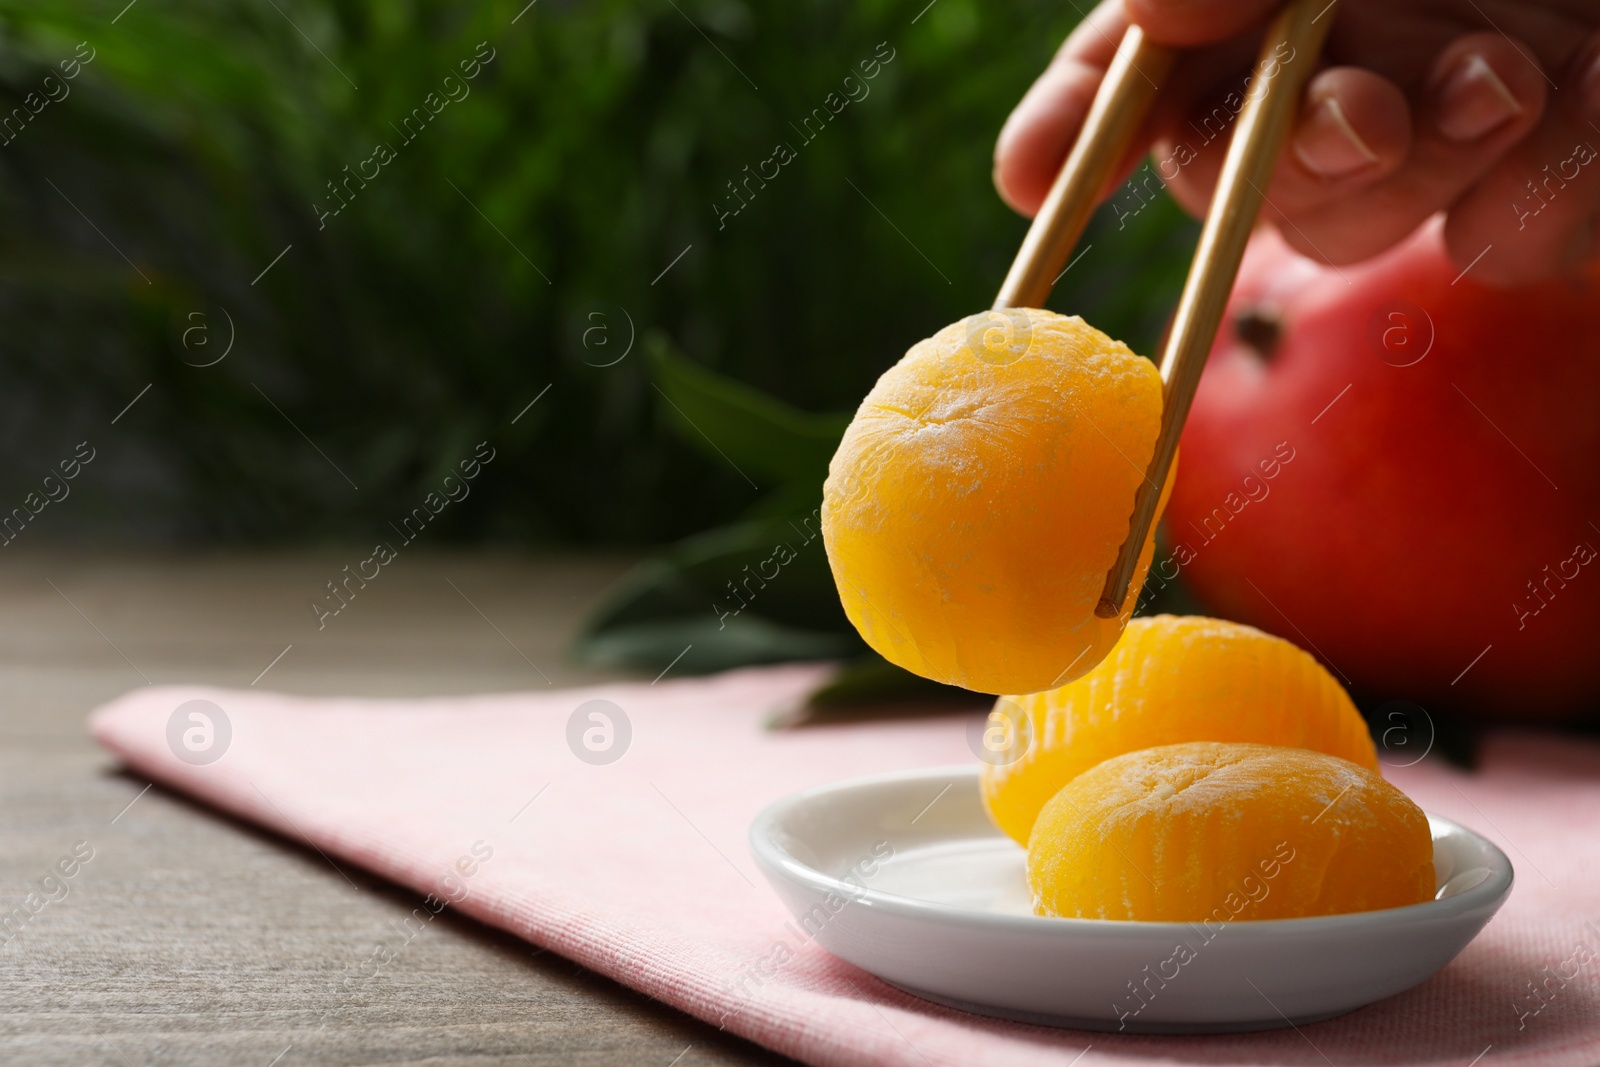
[749,766,1512,1033]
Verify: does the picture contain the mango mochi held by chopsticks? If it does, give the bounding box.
[821,308,1167,696]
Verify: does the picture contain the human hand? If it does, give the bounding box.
[994,0,1600,286]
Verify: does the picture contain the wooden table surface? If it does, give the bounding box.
[0,551,796,1066]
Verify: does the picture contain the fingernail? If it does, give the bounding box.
[1435,53,1522,142]
[1292,96,1381,178]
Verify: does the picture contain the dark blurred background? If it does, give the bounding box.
[0,0,1195,675]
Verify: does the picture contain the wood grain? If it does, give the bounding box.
[0,551,795,1066]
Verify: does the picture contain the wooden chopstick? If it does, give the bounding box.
[994,25,1174,309]
[1096,0,1336,617]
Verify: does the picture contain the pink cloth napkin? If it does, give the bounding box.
[91,666,1600,1067]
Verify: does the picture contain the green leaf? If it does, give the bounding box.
[577,615,856,675]
[574,514,860,672]
[647,332,850,487]
[807,654,982,705]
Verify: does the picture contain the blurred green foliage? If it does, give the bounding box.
[0,0,1193,546]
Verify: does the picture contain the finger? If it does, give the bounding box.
[1288,68,1411,185]
[1150,66,1412,235]
[1442,33,1600,285]
[1271,33,1549,266]
[994,1,1132,216]
[1125,0,1283,48]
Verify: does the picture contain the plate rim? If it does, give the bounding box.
[749,764,1515,937]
